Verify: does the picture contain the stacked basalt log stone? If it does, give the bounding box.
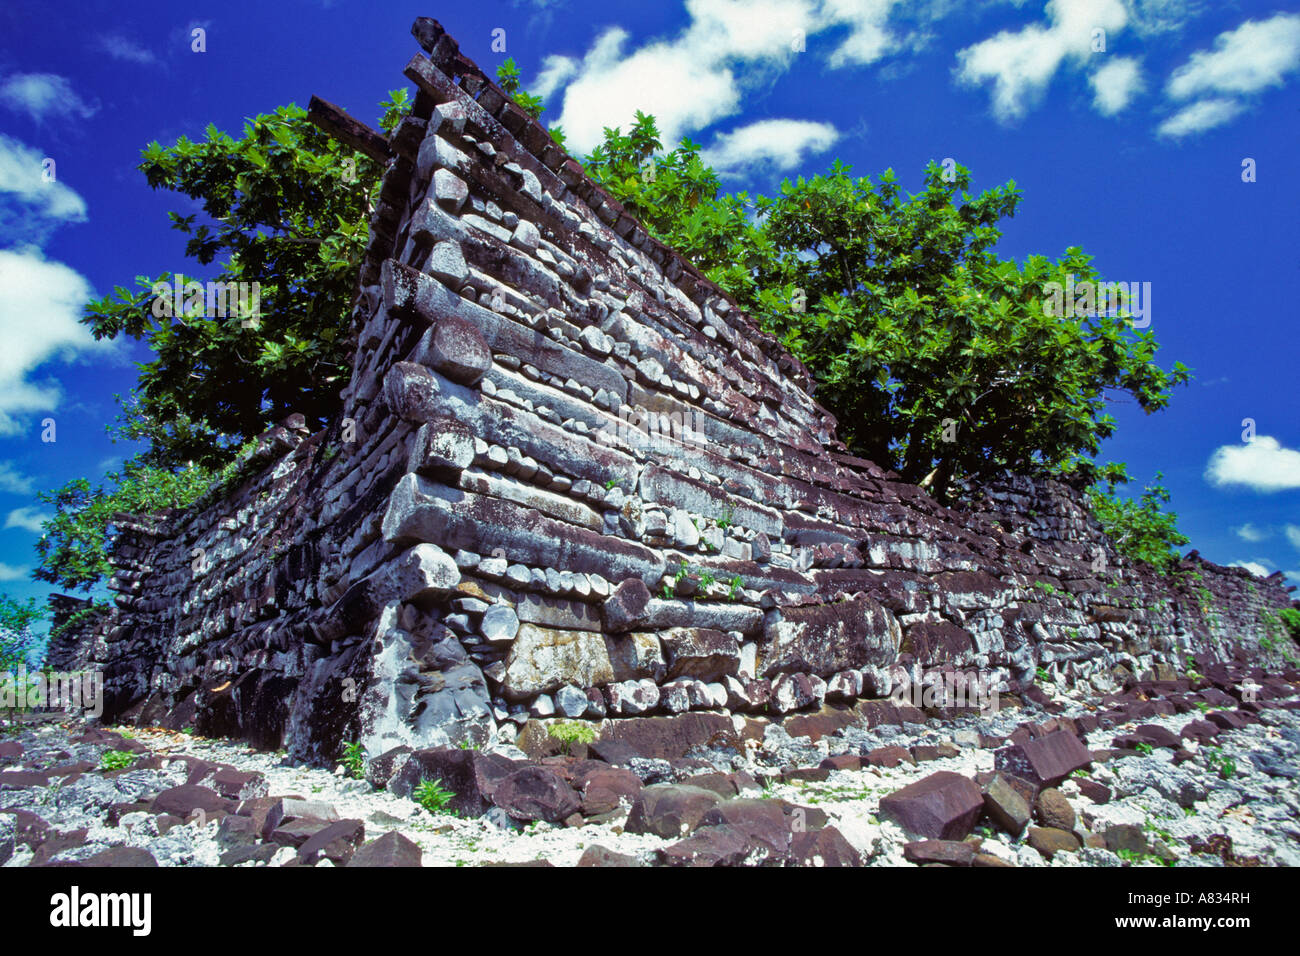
[54,17,1295,766]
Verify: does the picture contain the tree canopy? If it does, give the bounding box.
[82,91,410,470]
[585,118,1190,500]
[0,594,45,671]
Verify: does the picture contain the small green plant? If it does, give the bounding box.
[457,739,476,750]
[414,777,456,814]
[497,57,545,119]
[548,720,597,754]
[99,750,138,772]
[1087,470,1189,575]
[1257,610,1300,663]
[727,575,743,601]
[1185,669,1202,683]
[717,507,734,531]
[698,568,716,589]
[1117,847,1174,867]
[1193,701,1210,714]
[1134,742,1154,756]
[341,741,365,779]
[1035,666,1051,683]
[1204,747,1236,780]
[1033,580,1058,595]
[1071,768,1090,778]
[660,583,674,600]
[604,478,617,491]
[1143,820,1174,843]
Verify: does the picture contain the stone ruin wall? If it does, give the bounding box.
[61,19,1297,766]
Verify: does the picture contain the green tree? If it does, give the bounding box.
[750,163,1189,500]
[584,123,1189,501]
[0,594,45,672]
[1086,468,1190,573]
[34,456,243,592]
[496,58,564,146]
[584,111,767,298]
[82,91,410,470]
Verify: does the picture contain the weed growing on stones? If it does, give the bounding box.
[99,750,137,771]
[414,777,456,814]
[341,741,365,779]
[549,720,597,754]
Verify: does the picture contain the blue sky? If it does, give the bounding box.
[1,0,1299,628]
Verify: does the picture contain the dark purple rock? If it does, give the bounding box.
[696,799,792,857]
[625,784,721,839]
[296,818,365,865]
[790,826,862,867]
[348,831,423,867]
[603,578,651,633]
[74,847,158,867]
[659,824,757,866]
[903,840,975,866]
[878,771,984,840]
[491,765,581,823]
[577,845,642,867]
[389,748,522,815]
[150,785,236,820]
[994,730,1092,788]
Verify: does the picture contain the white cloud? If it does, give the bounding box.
[1286,524,1300,551]
[0,74,98,124]
[0,134,88,242]
[688,0,819,61]
[4,506,49,534]
[1205,436,1300,493]
[95,34,159,66]
[0,247,108,435]
[1126,0,1204,37]
[550,0,887,153]
[1230,559,1272,578]
[0,562,30,582]
[701,119,840,173]
[956,0,1129,122]
[822,0,904,67]
[554,26,742,152]
[0,463,35,495]
[1156,97,1245,137]
[531,54,579,101]
[1167,13,1300,100]
[1234,522,1269,543]
[1090,56,1143,114]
